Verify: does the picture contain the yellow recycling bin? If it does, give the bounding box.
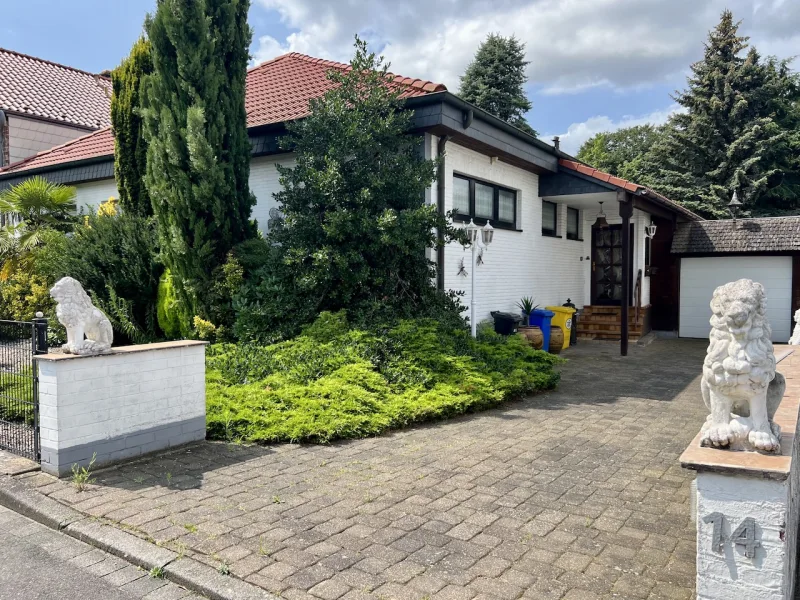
[545,306,577,350]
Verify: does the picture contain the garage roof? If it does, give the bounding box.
[671,216,800,254]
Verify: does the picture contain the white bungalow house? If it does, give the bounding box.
[0,51,720,354]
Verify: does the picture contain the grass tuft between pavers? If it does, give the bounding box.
[206,312,562,444]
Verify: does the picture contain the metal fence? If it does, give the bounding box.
[0,318,47,460]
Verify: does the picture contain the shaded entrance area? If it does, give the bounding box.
[15,339,708,600]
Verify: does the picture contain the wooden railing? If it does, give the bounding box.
[633,269,642,327]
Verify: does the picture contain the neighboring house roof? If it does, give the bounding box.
[558,159,702,222]
[0,48,111,129]
[0,52,446,176]
[671,216,800,254]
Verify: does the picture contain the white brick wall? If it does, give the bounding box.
[73,178,120,214]
[430,136,585,324]
[37,342,206,476]
[8,115,91,164]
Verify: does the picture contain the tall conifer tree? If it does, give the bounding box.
[630,11,800,218]
[142,0,255,319]
[111,37,153,216]
[459,34,537,136]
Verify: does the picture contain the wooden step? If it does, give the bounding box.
[578,333,643,342]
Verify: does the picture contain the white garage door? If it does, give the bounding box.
[680,256,792,342]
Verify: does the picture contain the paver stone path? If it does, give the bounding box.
[17,339,709,600]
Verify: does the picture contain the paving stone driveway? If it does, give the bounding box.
[19,338,709,600]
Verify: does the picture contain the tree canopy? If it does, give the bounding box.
[460,34,537,136]
[576,125,665,180]
[269,38,465,322]
[111,36,153,217]
[142,0,256,321]
[619,11,800,218]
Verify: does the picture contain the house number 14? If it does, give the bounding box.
[703,513,760,558]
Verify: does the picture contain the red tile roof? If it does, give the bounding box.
[559,159,702,221]
[246,52,446,128]
[0,48,111,129]
[0,52,446,176]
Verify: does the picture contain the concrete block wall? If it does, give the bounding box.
[36,341,207,477]
[8,115,90,164]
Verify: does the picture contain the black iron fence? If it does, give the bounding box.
[0,318,47,460]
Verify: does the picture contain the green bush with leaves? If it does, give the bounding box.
[35,210,162,344]
[206,312,560,443]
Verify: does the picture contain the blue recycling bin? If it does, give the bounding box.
[528,308,555,352]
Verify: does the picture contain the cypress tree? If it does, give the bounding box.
[141,0,256,320]
[630,11,800,218]
[111,37,153,216]
[460,34,537,136]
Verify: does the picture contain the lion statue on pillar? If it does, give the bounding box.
[700,279,785,453]
[50,277,113,355]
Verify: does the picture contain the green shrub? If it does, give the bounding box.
[206,312,560,444]
[157,270,185,339]
[36,210,162,343]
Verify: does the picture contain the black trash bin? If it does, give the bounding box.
[491,311,521,336]
[563,298,578,346]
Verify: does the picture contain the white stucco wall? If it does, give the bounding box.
[73,178,120,215]
[427,135,585,324]
[8,115,90,164]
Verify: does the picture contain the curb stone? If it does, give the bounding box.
[0,476,280,600]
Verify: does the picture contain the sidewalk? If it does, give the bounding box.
[8,339,708,599]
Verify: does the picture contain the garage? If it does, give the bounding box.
[679,256,792,342]
[671,216,800,343]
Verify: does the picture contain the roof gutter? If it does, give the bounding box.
[0,110,6,168]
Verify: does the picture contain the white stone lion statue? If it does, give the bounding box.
[50,277,113,355]
[789,309,800,345]
[700,279,785,453]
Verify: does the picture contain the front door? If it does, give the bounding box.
[592,224,633,305]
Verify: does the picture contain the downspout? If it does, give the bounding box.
[436,135,451,291]
[0,110,6,168]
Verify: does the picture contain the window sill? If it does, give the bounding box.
[566,236,584,242]
[541,231,562,239]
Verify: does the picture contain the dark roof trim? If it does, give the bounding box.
[0,131,288,187]
[0,159,113,191]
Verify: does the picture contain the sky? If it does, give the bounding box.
[3,0,799,155]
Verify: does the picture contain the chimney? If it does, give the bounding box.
[553,136,560,152]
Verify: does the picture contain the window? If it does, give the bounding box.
[542,201,557,236]
[567,207,581,240]
[452,175,517,230]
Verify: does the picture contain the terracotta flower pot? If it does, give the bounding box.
[549,327,564,354]
[517,326,544,350]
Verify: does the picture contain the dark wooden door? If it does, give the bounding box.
[649,216,680,330]
[591,224,634,305]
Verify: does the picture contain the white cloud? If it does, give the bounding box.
[253,0,800,94]
[548,105,683,155]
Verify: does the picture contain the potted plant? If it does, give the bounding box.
[516,297,544,349]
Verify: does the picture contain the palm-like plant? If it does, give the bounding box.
[0,177,77,278]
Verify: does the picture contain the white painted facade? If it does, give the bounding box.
[69,139,660,326]
[37,341,207,476]
[426,134,656,324]
[679,256,793,342]
[73,178,120,214]
[7,115,91,165]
